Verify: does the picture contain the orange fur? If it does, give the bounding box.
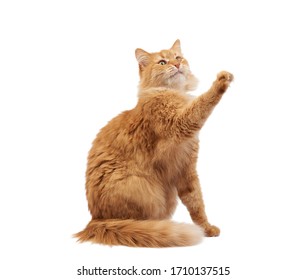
[74,40,234,247]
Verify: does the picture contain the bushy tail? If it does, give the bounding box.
[74,219,204,247]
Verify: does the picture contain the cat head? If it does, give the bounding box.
[135,40,198,92]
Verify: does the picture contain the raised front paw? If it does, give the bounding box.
[204,224,220,237]
[216,71,234,94]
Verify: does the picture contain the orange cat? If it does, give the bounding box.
[75,40,233,247]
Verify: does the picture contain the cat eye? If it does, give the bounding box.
[176,56,182,60]
[158,60,167,65]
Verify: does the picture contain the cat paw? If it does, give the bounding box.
[217,71,234,82]
[204,224,220,237]
[216,71,234,93]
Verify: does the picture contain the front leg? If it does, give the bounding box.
[176,71,234,138]
[177,171,220,237]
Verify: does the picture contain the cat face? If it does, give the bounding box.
[135,40,198,92]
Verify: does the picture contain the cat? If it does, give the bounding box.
[74,40,233,247]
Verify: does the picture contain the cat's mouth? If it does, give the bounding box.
[171,70,184,78]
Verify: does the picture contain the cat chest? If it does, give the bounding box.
[152,137,198,178]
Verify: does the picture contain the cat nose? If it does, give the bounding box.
[174,63,180,69]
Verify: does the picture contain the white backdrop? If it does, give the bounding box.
[1,1,305,279]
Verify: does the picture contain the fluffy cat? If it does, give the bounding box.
[74,40,233,247]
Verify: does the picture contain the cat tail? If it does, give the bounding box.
[74,219,204,247]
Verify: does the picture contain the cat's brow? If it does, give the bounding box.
[157,50,176,60]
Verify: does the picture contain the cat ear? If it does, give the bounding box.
[135,48,150,68]
[171,39,181,53]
